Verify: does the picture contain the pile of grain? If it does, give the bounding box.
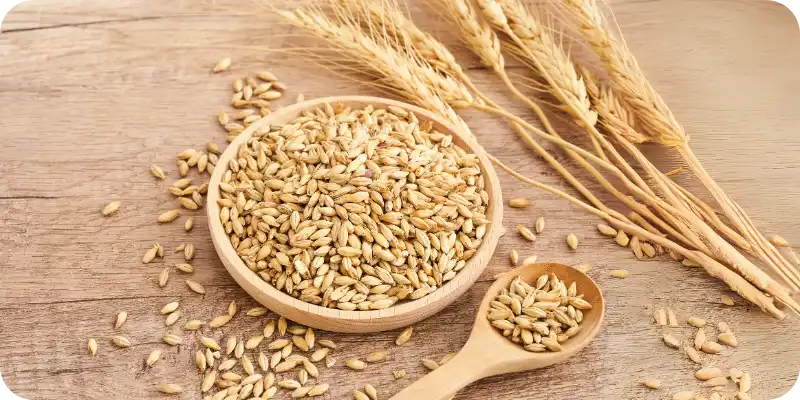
[218,103,490,310]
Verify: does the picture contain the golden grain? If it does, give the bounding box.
[566,233,579,250]
[150,164,166,180]
[146,349,162,367]
[610,269,629,279]
[509,198,531,208]
[395,327,413,346]
[155,383,183,394]
[162,334,182,346]
[662,334,680,349]
[535,216,545,233]
[158,267,170,287]
[345,359,366,370]
[700,341,722,354]
[186,279,205,294]
[597,224,617,237]
[721,295,735,306]
[641,379,661,389]
[101,201,121,216]
[213,57,231,73]
[615,231,630,247]
[158,209,180,223]
[184,244,195,261]
[517,224,535,241]
[111,336,131,348]
[109,311,127,331]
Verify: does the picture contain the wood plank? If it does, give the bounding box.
[1,0,799,399]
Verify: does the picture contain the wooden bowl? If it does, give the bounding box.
[207,96,503,333]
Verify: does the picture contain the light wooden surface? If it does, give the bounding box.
[1,0,799,399]
[206,96,504,333]
[391,262,605,400]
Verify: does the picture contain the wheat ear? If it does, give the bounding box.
[563,0,800,290]
[481,0,800,307]
[275,3,792,317]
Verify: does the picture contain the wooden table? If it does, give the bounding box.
[2,0,799,399]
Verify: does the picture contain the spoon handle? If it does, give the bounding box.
[388,350,488,400]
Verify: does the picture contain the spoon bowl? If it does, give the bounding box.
[389,262,604,400]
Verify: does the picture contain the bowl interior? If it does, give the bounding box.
[206,95,503,332]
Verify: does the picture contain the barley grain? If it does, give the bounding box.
[610,269,629,279]
[615,230,630,246]
[114,311,127,329]
[161,301,179,314]
[87,339,97,356]
[111,336,131,348]
[162,334,182,346]
[184,320,205,330]
[517,225,536,241]
[667,308,678,326]
[102,201,121,216]
[142,246,158,264]
[683,346,701,363]
[366,350,387,363]
[717,332,738,347]
[535,216,545,233]
[509,198,531,208]
[396,327,413,346]
[597,224,617,236]
[687,317,706,327]
[663,334,680,349]
[150,164,166,180]
[158,209,180,223]
[158,267,170,287]
[364,384,377,400]
[165,310,181,326]
[354,390,370,400]
[422,358,439,370]
[522,255,539,265]
[695,328,706,350]
[721,295,735,306]
[510,249,519,266]
[184,244,195,261]
[175,263,193,273]
[155,383,183,394]
[213,57,231,73]
[146,349,162,367]
[641,379,661,389]
[247,307,268,317]
[186,279,205,294]
[701,341,722,354]
[566,233,579,249]
[696,367,722,380]
[345,359,366,370]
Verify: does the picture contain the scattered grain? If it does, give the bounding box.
[213,58,231,73]
[610,269,629,279]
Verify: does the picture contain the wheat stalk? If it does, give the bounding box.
[274,2,792,318]
[561,0,800,291]
[471,0,800,309]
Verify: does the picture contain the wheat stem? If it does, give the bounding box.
[562,0,800,290]
[489,154,784,319]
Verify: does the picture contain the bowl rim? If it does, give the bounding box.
[206,95,503,325]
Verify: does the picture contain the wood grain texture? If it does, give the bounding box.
[1,0,799,399]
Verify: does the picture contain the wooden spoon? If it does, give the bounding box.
[389,262,604,400]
